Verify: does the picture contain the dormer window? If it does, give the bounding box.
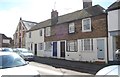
[82,18,91,32]
[69,22,75,33]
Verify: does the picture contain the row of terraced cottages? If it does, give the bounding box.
[26,3,108,63]
[14,0,120,63]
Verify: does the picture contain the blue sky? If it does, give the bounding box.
[0,0,116,38]
[0,0,27,10]
[93,0,115,9]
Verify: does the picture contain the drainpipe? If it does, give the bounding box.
[106,10,109,64]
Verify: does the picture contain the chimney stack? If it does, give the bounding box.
[83,0,92,9]
[51,9,58,26]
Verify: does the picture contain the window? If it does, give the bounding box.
[69,22,75,33]
[82,18,91,32]
[29,32,31,38]
[19,25,21,30]
[45,27,51,36]
[81,39,93,51]
[84,39,90,50]
[45,42,52,51]
[115,36,120,49]
[39,29,42,36]
[67,40,77,52]
[31,43,33,51]
[39,43,44,50]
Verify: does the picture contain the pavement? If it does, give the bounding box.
[34,56,108,75]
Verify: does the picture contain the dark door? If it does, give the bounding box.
[60,42,65,57]
[53,42,57,57]
[34,44,37,56]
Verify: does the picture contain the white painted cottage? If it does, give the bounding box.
[107,0,120,62]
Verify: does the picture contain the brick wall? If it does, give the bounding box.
[45,14,107,41]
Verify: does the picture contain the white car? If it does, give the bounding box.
[0,52,40,77]
[115,49,120,60]
[13,48,34,61]
[0,48,13,52]
[96,49,120,77]
[96,65,120,76]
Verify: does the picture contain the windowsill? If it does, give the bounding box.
[80,50,94,53]
[82,30,92,32]
[68,32,75,34]
[66,51,78,52]
[45,35,51,37]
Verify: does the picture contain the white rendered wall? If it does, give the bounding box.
[25,28,44,56]
[65,37,108,63]
[108,9,120,31]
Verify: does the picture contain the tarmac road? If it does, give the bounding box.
[33,56,107,75]
[29,61,92,75]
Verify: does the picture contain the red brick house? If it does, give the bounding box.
[13,18,38,48]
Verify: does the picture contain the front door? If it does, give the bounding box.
[60,42,65,57]
[34,44,37,56]
[53,42,57,57]
[97,39,105,60]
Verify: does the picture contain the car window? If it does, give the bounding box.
[2,48,13,52]
[18,49,31,53]
[0,54,26,69]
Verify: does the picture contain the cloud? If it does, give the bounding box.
[0,8,20,37]
[0,0,115,38]
[0,0,83,38]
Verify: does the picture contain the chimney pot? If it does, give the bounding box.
[83,0,92,8]
[51,10,58,25]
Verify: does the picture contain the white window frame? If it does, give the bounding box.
[39,29,43,36]
[30,43,33,51]
[67,40,77,52]
[45,42,52,51]
[82,18,91,32]
[29,32,31,38]
[69,22,75,33]
[81,39,93,51]
[3,39,10,44]
[39,43,44,50]
[45,27,51,36]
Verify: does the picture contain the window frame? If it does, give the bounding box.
[67,40,77,52]
[81,39,93,51]
[39,43,44,50]
[45,42,52,51]
[68,22,75,33]
[29,32,31,38]
[39,29,43,36]
[45,27,51,36]
[82,18,92,32]
[30,43,33,51]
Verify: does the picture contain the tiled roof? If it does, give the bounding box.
[107,0,120,11]
[22,20,38,30]
[0,33,11,39]
[28,5,106,32]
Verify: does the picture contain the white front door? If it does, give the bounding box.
[97,39,105,60]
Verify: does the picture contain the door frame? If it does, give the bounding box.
[34,44,37,56]
[53,42,57,57]
[97,39,105,60]
[60,41,65,58]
